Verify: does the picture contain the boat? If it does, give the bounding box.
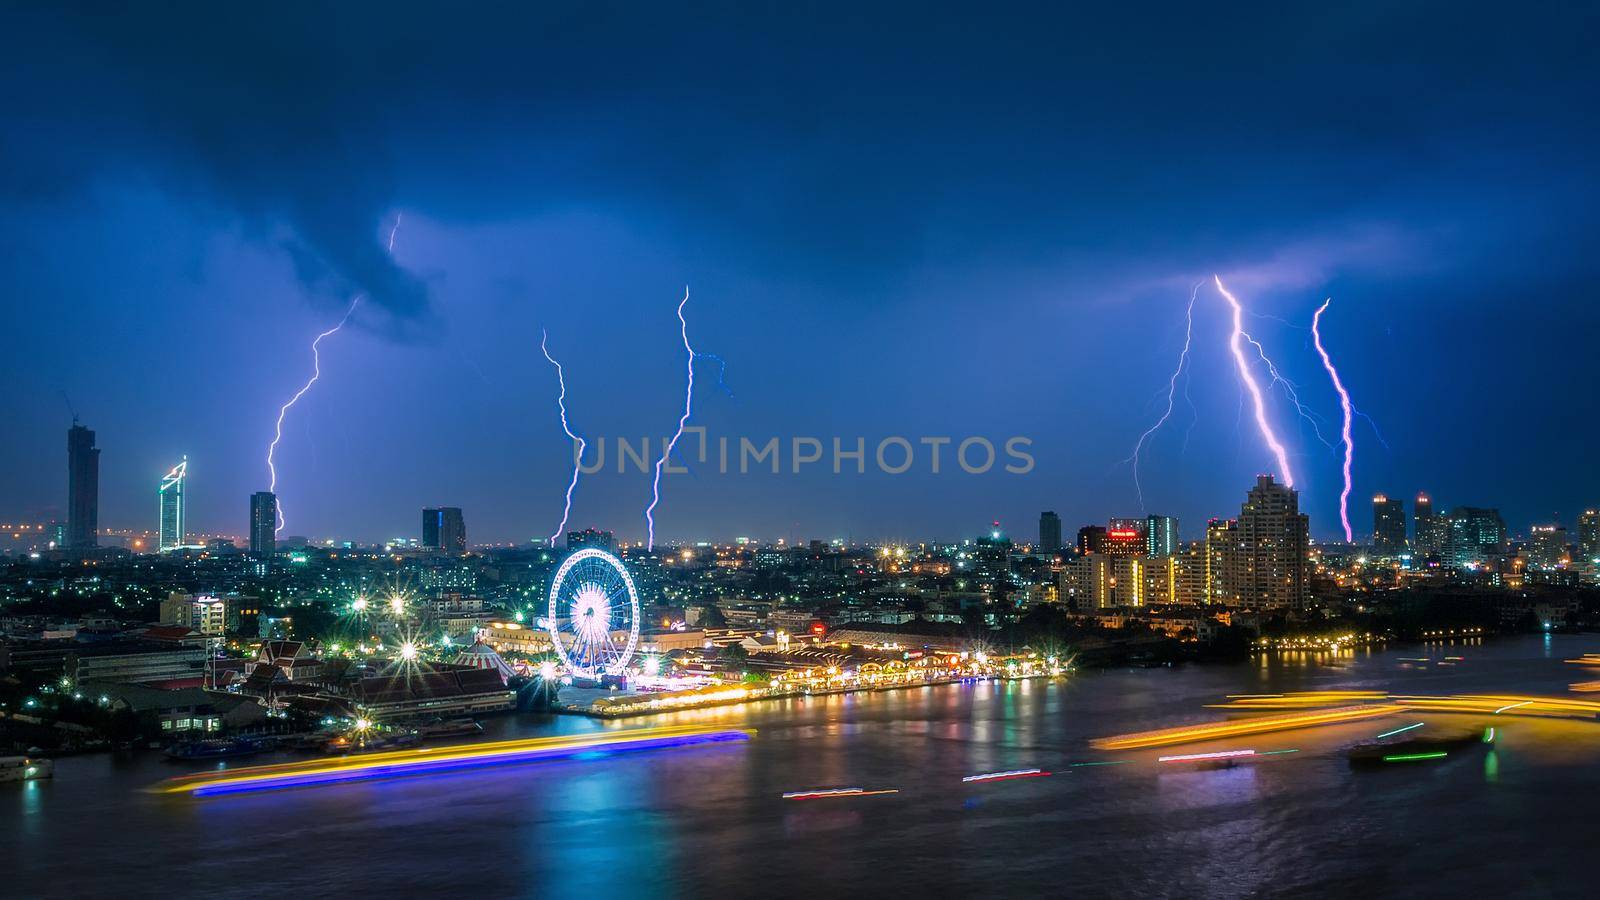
[0,756,54,783]
[324,730,423,754]
[1347,725,1493,768]
[163,736,275,761]
[417,719,483,739]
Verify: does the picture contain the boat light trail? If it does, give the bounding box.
[1311,298,1357,541]
[782,787,900,800]
[1092,704,1401,750]
[963,768,1050,783]
[1494,700,1533,715]
[1382,751,1448,763]
[1126,281,1199,509]
[154,725,750,797]
[1374,722,1426,739]
[645,287,694,551]
[539,329,586,546]
[1214,275,1295,487]
[1483,727,1496,743]
[1157,749,1256,763]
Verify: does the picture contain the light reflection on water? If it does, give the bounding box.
[4,634,1599,898]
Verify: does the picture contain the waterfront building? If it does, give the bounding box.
[1039,511,1063,554]
[249,491,277,558]
[1372,494,1406,552]
[66,422,99,549]
[1527,525,1569,569]
[158,457,187,551]
[1232,476,1309,610]
[1205,518,1241,604]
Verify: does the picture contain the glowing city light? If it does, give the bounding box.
[1214,275,1295,487]
[645,287,694,551]
[155,726,753,797]
[539,328,587,546]
[1093,704,1400,750]
[399,642,418,661]
[781,787,900,800]
[1311,298,1356,541]
[351,597,369,613]
[1374,722,1426,739]
[1157,749,1256,763]
[1126,281,1199,509]
[1381,751,1448,763]
[962,768,1050,783]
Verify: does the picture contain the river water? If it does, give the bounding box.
[6,634,1598,898]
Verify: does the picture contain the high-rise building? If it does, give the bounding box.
[66,422,99,549]
[158,457,187,552]
[1527,525,1569,569]
[1444,507,1507,568]
[249,492,277,558]
[1232,475,1309,610]
[1578,509,1600,567]
[567,528,615,551]
[1205,518,1241,604]
[1372,494,1406,552]
[423,507,467,554]
[1103,518,1146,557]
[1145,514,1178,557]
[1039,511,1063,554]
[1077,525,1106,555]
[1413,493,1445,561]
[160,591,227,635]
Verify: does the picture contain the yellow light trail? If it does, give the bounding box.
[153,724,753,797]
[1091,704,1401,751]
[1209,690,1389,710]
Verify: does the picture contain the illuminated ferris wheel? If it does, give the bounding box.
[546,547,641,678]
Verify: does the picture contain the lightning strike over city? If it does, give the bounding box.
[1312,298,1357,541]
[265,296,359,534]
[644,287,695,551]
[1215,275,1296,487]
[6,5,1598,896]
[539,328,586,546]
[1126,281,1199,509]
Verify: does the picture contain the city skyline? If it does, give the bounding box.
[4,5,1599,544]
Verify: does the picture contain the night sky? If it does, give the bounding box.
[2,3,1597,545]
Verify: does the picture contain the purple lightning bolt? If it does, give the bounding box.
[1311,298,1356,541]
[1126,281,1200,509]
[267,297,359,534]
[1214,275,1296,487]
[645,287,694,551]
[266,214,400,534]
[540,329,587,547]
[1242,333,1336,450]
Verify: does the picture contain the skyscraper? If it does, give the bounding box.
[1579,509,1600,567]
[158,457,187,551]
[1444,506,1507,568]
[1039,511,1062,554]
[66,422,99,549]
[1413,493,1444,561]
[423,507,466,554]
[1103,518,1147,557]
[249,492,277,558]
[1145,514,1178,557]
[1233,475,1309,610]
[1372,494,1406,552]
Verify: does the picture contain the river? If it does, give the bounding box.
[6,633,1598,898]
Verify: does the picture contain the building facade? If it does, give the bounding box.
[423,507,467,554]
[1039,511,1063,554]
[158,457,187,551]
[1145,514,1178,557]
[1230,476,1309,610]
[67,422,100,549]
[1372,494,1406,552]
[249,491,277,558]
